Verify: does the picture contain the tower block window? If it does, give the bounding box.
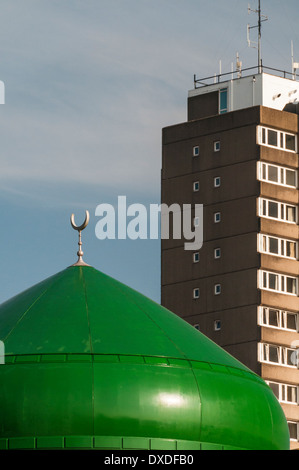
[258,343,298,368]
[258,270,298,296]
[193,288,200,299]
[214,176,221,188]
[288,422,299,442]
[214,141,221,152]
[214,284,221,295]
[258,306,298,332]
[193,181,200,192]
[258,162,297,188]
[214,212,221,223]
[193,146,200,157]
[266,381,298,405]
[219,88,228,114]
[258,126,297,153]
[258,233,298,259]
[258,198,297,223]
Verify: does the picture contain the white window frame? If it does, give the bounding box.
[214,248,221,259]
[258,197,297,224]
[214,320,221,331]
[193,146,200,157]
[214,141,221,152]
[193,181,200,192]
[214,284,221,295]
[258,270,298,296]
[214,212,221,223]
[193,252,200,263]
[193,288,200,299]
[257,126,297,153]
[214,176,221,187]
[257,161,298,188]
[258,306,298,332]
[258,342,298,368]
[266,380,299,405]
[258,233,298,260]
[288,421,299,441]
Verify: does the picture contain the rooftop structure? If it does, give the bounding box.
[190,66,299,118]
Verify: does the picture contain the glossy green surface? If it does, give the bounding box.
[0,266,290,450]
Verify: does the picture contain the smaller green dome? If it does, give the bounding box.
[0,266,290,450]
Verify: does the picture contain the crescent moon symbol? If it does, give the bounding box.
[70,210,90,232]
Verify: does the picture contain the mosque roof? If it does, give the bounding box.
[0,212,290,450]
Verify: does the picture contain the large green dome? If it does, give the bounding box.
[0,265,289,450]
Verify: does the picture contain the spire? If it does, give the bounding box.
[70,210,90,266]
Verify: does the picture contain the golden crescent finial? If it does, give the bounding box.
[70,210,90,232]
[70,210,90,267]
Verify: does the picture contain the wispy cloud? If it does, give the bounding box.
[0,1,197,196]
[0,0,297,201]
[0,0,298,305]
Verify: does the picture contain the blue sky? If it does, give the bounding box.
[0,0,298,304]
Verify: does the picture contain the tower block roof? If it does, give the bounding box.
[189,69,299,121]
[0,264,290,450]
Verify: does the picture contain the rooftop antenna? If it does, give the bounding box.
[214,60,222,83]
[247,0,268,73]
[236,52,242,78]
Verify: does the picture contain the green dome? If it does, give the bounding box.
[0,265,289,450]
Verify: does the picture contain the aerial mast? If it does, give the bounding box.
[247,0,268,73]
[258,0,261,72]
